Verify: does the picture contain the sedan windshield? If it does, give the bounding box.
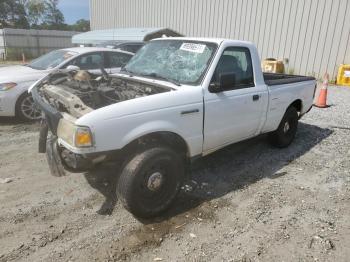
[124,40,217,85]
[28,50,77,70]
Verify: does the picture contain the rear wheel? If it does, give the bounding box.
[117,146,185,218]
[269,106,299,148]
[16,93,41,121]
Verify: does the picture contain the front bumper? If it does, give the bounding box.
[40,119,107,176]
[33,87,102,176]
[46,134,97,176]
[32,80,124,176]
[0,87,20,117]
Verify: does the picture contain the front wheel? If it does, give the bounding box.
[117,147,185,219]
[269,106,299,148]
[16,93,41,121]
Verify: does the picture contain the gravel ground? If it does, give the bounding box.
[0,85,349,262]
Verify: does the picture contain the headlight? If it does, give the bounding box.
[57,118,93,148]
[0,82,17,91]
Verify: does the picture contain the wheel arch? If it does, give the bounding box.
[120,131,191,161]
[289,99,303,113]
[14,91,30,116]
[15,90,41,120]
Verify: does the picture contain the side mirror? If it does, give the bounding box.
[209,72,236,93]
[66,65,80,71]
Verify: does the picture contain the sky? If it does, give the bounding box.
[57,0,90,24]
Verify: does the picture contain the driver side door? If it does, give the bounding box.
[203,46,268,153]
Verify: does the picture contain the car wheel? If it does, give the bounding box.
[16,93,42,121]
[269,106,299,148]
[117,146,185,219]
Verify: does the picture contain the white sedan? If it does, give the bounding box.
[0,47,133,121]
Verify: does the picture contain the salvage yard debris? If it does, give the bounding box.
[0,178,13,184]
[309,235,335,250]
[0,85,349,261]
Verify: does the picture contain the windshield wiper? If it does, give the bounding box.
[120,67,134,77]
[139,72,181,86]
[25,64,44,70]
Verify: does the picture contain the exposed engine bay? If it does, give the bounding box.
[37,70,172,118]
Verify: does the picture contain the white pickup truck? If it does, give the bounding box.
[31,37,316,218]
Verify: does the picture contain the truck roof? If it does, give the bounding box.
[152,37,254,46]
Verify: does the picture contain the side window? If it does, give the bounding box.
[213,47,254,89]
[71,53,103,70]
[119,44,144,53]
[107,52,132,68]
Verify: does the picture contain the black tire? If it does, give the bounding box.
[117,147,185,218]
[15,93,41,121]
[269,106,299,148]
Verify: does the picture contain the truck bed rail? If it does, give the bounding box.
[264,73,315,86]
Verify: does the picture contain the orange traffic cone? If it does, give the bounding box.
[314,73,329,108]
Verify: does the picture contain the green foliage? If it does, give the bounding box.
[25,0,46,26]
[43,0,64,27]
[0,0,90,32]
[69,19,90,32]
[0,0,30,29]
[5,47,35,60]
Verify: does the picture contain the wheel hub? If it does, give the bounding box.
[283,121,290,133]
[21,96,41,120]
[147,172,163,191]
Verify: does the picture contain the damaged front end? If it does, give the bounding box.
[31,69,171,177]
[34,69,169,119]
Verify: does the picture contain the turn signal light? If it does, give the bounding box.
[75,127,93,147]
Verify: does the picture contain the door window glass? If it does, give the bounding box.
[71,53,103,70]
[119,44,144,53]
[213,47,254,88]
[107,52,133,68]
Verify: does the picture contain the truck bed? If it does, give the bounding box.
[264,73,315,86]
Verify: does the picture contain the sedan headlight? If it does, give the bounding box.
[57,118,93,148]
[0,82,17,91]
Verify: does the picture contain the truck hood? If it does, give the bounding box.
[0,65,49,83]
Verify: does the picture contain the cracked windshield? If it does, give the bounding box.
[124,40,217,85]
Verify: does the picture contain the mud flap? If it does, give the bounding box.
[46,135,67,177]
[39,120,48,153]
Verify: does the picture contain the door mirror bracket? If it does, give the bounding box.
[209,72,236,93]
[66,65,80,71]
[208,82,221,93]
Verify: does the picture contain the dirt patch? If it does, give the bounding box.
[0,86,350,261]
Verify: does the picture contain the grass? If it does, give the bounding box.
[0,60,24,65]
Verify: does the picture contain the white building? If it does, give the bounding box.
[90,0,350,80]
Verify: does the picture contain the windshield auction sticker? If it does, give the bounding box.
[180,43,206,53]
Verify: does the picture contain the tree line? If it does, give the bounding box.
[0,0,90,32]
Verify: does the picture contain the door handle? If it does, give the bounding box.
[253,94,260,101]
[181,109,199,115]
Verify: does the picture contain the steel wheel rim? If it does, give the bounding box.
[20,96,41,120]
[283,121,290,133]
[147,172,164,191]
